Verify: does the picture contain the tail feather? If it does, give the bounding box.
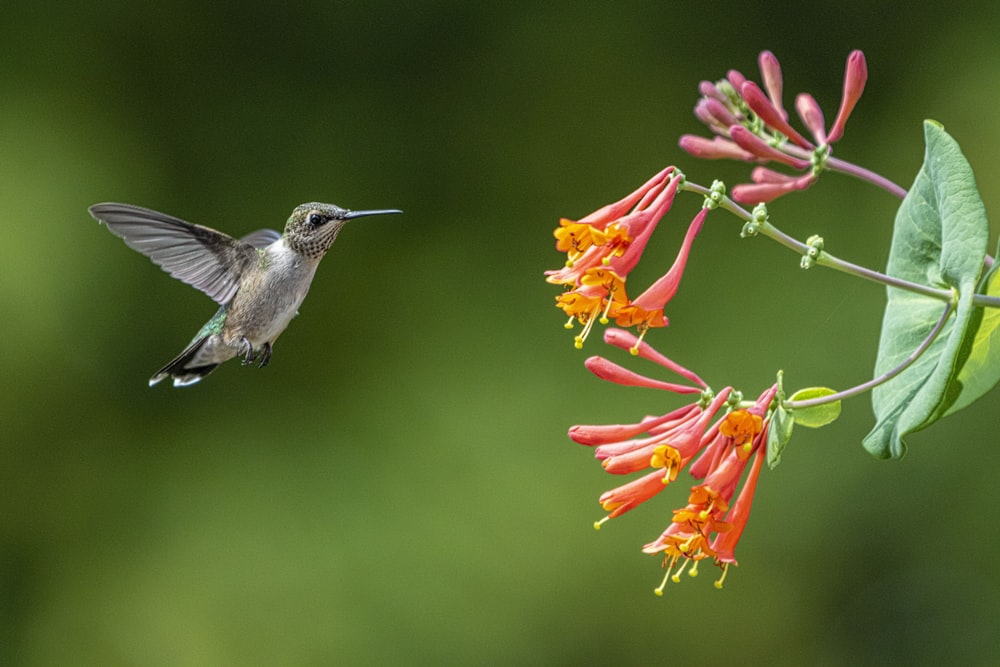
[149,336,219,387]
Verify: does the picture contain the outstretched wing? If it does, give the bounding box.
[90,203,264,305]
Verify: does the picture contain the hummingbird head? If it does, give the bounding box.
[283,202,402,259]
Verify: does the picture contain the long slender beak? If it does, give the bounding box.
[342,208,403,220]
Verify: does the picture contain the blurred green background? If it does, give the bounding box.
[3,1,1000,664]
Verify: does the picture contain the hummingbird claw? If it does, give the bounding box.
[239,336,255,365]
[258,343,272,368]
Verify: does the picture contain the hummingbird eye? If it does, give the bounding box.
[307,212,326,226]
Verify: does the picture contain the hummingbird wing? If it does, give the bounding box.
[240,228,282,249]
[90,203,264,305]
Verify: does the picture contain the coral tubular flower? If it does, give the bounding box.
[572,331,779,593]
[546,168,685,347]
[619,208,708,341]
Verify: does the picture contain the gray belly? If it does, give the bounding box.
[225,267,316,348]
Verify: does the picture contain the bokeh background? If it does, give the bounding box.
[3,1,999,664]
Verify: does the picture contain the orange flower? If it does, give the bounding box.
[570,333,779,593]
[546,168,687,347]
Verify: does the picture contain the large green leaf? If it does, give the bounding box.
[863,121,989,459]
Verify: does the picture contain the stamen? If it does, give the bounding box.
[564,316,575,330]
[714,562,730,589]
[593,516,610,531]
[629,322,650,356]
[671,557,690,583]
[599,291,616,325]
[574,305,602,349]
[654,568,671,597]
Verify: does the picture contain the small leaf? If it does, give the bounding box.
[787,387,842,428]
[944,262,1000,415]
[863,121,989,459]
[766,404,794,470]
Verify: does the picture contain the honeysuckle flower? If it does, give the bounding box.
[545,168,682,347]
[643,385,776,593]
[615,207,707,344]
[547,174,708,348]
[570,329,779,593]
[679,50,869,204]
[545,167,675,287]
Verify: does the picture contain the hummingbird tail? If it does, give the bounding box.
[149,336,219,387]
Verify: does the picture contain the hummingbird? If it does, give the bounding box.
[90,201,402,387]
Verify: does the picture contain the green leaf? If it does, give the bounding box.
[863,121,989,459]
[787,387,841,428]
[944,260,1000,415]
[766,403,794,470]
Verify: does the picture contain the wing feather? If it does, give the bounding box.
[90,203,264,304]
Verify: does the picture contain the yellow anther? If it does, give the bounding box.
[654,569,671,597]
[594,516,610,531]
[599,293,616,325]
[629,323,649,355]
[714,562,730,589]
[671,557,691,583]
[573,304,601,348]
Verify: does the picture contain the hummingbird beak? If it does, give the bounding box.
[342,208,403,221]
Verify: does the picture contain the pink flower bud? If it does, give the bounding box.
[679,135,756,162]
[699,97,741,129]
[731,172,814,203]
[729,126,811,169]
[584,356,702,394]
[794,93,827,146]
[741,81,814,150]
[603,328,708,388]
[757,50,786,120]
[726,69,747,91]
[568,411,690,446]
[697,80,728,103]
[827,50,867,144]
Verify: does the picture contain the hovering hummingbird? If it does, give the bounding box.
[90,202,402,387]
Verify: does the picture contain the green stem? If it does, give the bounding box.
[681,181,954,303]
[784,299,955,410]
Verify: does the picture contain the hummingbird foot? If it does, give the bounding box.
[238,336,256,365]
[257,342,272,368]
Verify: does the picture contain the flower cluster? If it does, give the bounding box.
[571,328,777,594]
[679,50,868,203]
[545,167,707,349]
